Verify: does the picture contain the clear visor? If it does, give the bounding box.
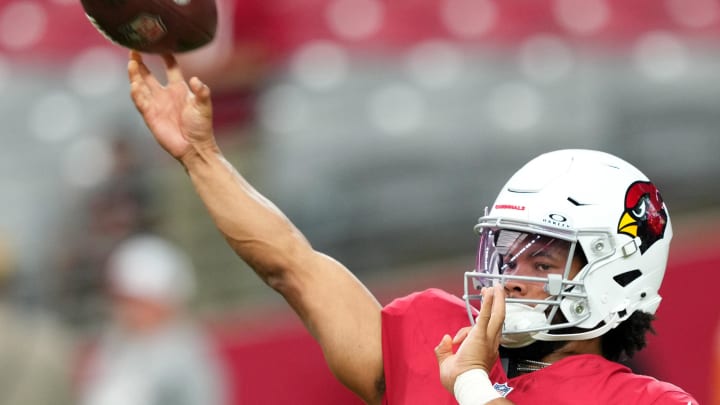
[474,228,575,293]
[464,227,588,334]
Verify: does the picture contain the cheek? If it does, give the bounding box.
[525,281,551,298]
[569,257,586,279]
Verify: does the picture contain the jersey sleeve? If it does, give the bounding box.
[648,386,699,405]
[381,288,503,405]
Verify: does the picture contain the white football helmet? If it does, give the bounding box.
[464,149,672,348]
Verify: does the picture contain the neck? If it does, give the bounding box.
[542,337,603,363]
[501,337,604,377]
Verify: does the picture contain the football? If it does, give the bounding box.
[80,0,218,54]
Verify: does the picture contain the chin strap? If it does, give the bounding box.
[533,312,621,342]
[500,302,550,348]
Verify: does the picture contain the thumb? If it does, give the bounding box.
[189,77,211,104]
[452,326,471,345]
[434,334,453,364]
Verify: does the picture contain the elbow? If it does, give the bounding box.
[238,233,312,295]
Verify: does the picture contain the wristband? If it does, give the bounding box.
[453,369,502,405]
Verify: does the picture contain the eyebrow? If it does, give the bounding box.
[529,250,557,259]
[529,239,561,260]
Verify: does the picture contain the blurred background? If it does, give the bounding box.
[0,0,718,404]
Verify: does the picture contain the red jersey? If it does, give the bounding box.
[381,288,698,405]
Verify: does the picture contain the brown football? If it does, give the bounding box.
[81,0,218,54]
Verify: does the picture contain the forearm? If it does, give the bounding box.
[178,142,385,403]
[179,141,311,283]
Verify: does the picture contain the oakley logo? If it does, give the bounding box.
[543,213,571,228]
[548,213,567,222]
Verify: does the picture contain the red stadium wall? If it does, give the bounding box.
[211,317,364,405]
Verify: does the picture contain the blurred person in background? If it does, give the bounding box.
[55,136,156,330]
[125,52,697,404]
[76,234,228,405]
[0,233,74,405]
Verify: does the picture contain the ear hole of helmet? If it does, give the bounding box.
[613,269,642,287]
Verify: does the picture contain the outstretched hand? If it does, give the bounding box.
[435,284,506,393]
[128,51,215,161]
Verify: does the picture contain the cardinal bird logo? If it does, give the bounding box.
[617,181,668,254]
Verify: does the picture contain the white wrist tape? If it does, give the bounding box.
[453,369,501,405]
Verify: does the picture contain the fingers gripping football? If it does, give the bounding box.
[128,51,214,161]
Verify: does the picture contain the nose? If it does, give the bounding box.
[503,278,527,298]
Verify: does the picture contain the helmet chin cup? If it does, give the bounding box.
[500,303,548,348]
[500,332,537,348]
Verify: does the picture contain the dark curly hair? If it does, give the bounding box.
[570,246,656,362]
[600,311,656,362]
[500,311,656,373]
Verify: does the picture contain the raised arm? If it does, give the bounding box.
[128,51,385,404]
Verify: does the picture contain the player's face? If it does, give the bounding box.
[498,235,585,300]
[110,291,175,333]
